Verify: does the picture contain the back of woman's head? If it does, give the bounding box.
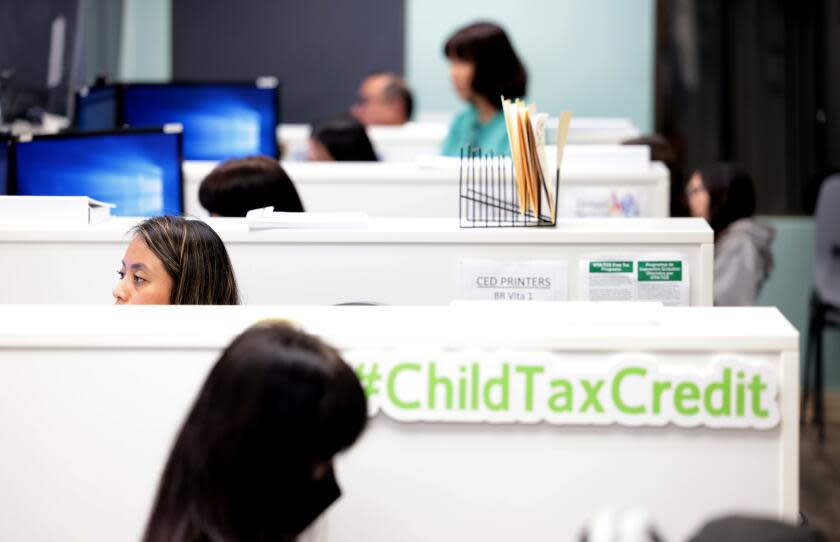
[311,115,378,161]
[143,322,367,542]
[132,216,240,305]
[199,155,304,216]
[697,162,757,233]
[444,21,527,109]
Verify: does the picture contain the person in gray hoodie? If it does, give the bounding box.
[686,163,775,306]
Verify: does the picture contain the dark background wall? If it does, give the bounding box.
[656,0,840,215]
[172,0,405,124]
[0,0,81,118]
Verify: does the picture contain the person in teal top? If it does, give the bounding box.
[440,22,528,157]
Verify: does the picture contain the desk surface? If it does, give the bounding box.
[279,119,640,146]
[0,303,798,351]
[0,217,712,244]
[184,160,670,185]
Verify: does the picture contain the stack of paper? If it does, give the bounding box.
[246,207,369,230]
[502,99,572,221]
[0,196,114,226]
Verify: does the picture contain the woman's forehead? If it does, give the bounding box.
[125,238,163,269]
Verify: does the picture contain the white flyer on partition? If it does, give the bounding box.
[578,255,636,301]
[579,253,690,306]
[635,253,690,306]
[459,259,568,301]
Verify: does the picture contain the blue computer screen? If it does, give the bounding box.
[13,131,182,216]
[74,85,119,131]
[0,139,9,195]
[121,83,278,161]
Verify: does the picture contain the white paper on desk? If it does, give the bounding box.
[0,196,114,226]
[246,207,369,230]
[459,259,568,301]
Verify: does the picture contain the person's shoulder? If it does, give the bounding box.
[721,218,775,249]
[450,105,478,126]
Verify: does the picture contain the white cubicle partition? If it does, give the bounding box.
[0,304,799,542]
[279,123,447,162]
[278,118,640,161]
[183,146,669,219]
[0,217,713,305]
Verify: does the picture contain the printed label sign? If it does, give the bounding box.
[590,261,634,274]
[580,253,690,306]
[349,352,780,430]
[459,259,568,301]
[638,261,683,282]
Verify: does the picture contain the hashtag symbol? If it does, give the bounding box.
[356,363,382,399]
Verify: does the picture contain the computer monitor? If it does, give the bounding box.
[73,84,119,131]
[11,127,183,216]
[121,79,279,161]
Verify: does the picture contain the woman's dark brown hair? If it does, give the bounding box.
[696,162,757,235]
[443,21,527,109]
[142,322,368,542]
[131,216,240,305]
[199,155,304,217]
[311,115,378,162]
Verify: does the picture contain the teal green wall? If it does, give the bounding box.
[756,217,840,389]
[119,0,171,80]
[405,0,655,132]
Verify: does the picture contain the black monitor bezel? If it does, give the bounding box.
[0,133,11,196]
[9,126,186,216]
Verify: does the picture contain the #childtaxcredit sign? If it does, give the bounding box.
[348,353,780,430]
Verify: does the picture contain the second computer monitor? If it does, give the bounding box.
[121,80,279,161]
[74,85,120,132]
[12,128,183,216]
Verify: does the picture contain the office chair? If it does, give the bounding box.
[801,174,840,443]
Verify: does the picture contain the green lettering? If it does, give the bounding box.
[470,363,480,410]
[516,365,544,412]
[673,382,700,415]
[483,364,510,411]
[703,368,731,416]
[749,374,769,418]
[428,363,453,410]
[548,379,574,412]
[580,380,605,413]
[612,367,646,415]
[652,381,671,414]
[458,366,468,410]
[736,371,746,416]
[387,363,421,410]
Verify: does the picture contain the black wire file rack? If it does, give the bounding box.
[458,147,559,228]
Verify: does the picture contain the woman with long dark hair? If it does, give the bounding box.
[142,322,368,541]
[113,216,240,305]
